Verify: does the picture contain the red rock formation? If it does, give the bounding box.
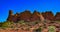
[19,10,32,21]
[12,13,18,22]
[7,10,60,22]
[7,10,14,21]
[7,10,19,22]
[42,11,54,21]
[54,12,60,21]
[37,13,45,21]
[31,11,40,21]
[7,10,40,22]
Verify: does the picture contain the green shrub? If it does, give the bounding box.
[18,20,25,24]
[1,21,14,28]
[34,27,41,32]
[48,26,56,32]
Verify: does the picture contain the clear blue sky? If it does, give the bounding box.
[0,0,60,22]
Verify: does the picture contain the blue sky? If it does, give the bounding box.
[0,0,60,22]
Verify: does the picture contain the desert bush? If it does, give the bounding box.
[0,22,3,28]
[1,21,14,28]
[18,20,25,24]
[48,26,56,32]
[34,27,41,32]
[27,20,40,26]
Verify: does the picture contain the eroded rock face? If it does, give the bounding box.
[7,10,14,21]
[42,11,54,21]
[7,10,40,22]
[37,12,45,21]
[31,11,40,21]
[7,10,60,22]
[54,12,60,21]
[19,10,32,21]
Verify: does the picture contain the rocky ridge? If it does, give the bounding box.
[7,10,60,22]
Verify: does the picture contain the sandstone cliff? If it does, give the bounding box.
[19,10,32,21]
[7,10,60,22]
[31,11,40,21]
[42,11,54,21]
[54,12,60,21]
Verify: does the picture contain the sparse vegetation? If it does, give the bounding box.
[25,20,40,26]
[34,27,41,32]
[0,21,14,28]
[0,20,60,32]
[18,20,25,24]
[48,26,56,32]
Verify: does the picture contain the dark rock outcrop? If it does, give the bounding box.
[7,10,14,21]
[31,11,40,21]
[19,10,32,21]
[7,10,40,22]
[42,11,54,21]
[54,12,60,21]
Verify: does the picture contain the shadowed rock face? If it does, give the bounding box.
[7,10,14,21]
[42,11,54,21]
[7,10,32,22]
[31,11,40,21]
[19,10,32,21]
[54,12,60,21]
[37,12,45,21]
[7,10,60,22]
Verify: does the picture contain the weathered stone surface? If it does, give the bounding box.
[42,11,54,21]
[7,10,14,21]
[7,10,60,22]
[31,11,40,21]
[54,12,60,21]
[19,10,32,21]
